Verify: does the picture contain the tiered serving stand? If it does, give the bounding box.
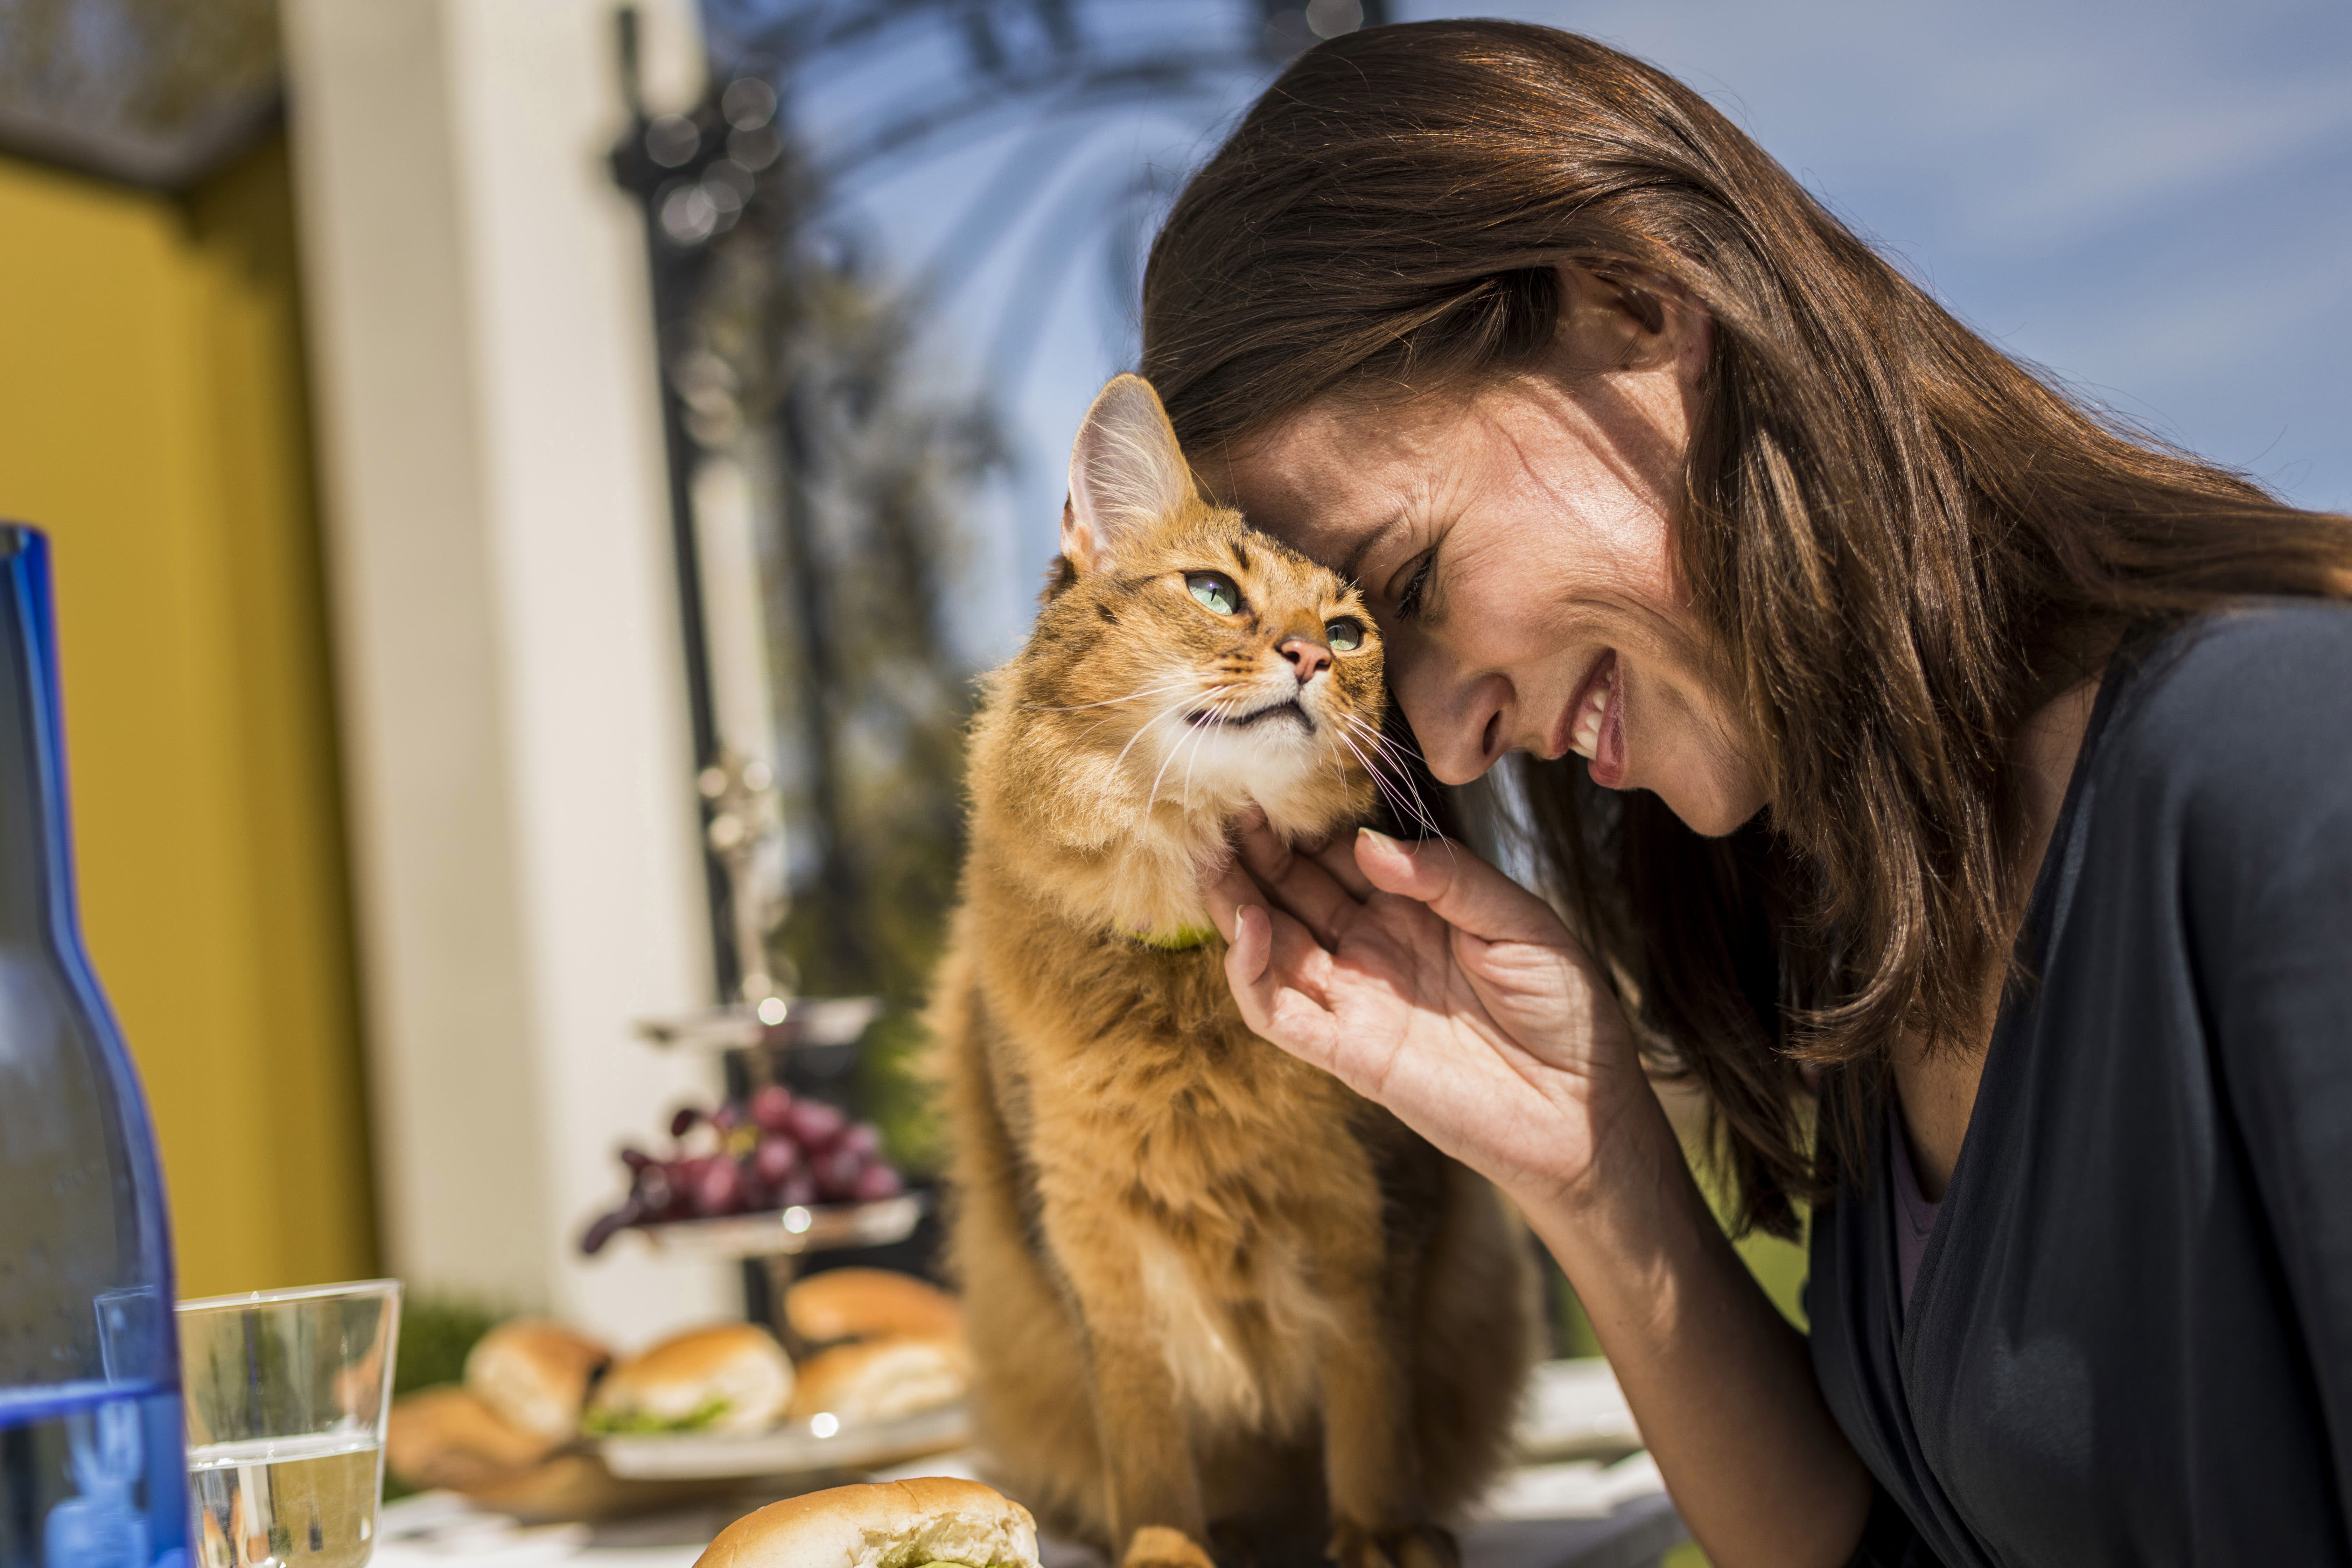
[584,753,963,1479]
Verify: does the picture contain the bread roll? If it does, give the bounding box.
[385,1386,556,1492]
[465,1319,611,1442]
[462,1453,721,1524]
[386,1393,723,1522]
[693,1478,1036,1568]
[588,1323,794,1436]
[785,1336,967,1426]
[785,1269,962,1346]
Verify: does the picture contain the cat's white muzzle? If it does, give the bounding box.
[1142,681,1352,806]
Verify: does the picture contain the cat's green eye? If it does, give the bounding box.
[1186,572,1242,615]
[1325,617,1365,652]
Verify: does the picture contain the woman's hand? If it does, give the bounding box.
[1203,817,1648,1205]
[1209,815,1875,1567]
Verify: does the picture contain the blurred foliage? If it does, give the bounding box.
[1542,1125,1808,1364]
[391,1293,503,1400]
[0,0,279,187]
[1736,1222,1810,1330]
[668,5,1391,1177]
[1550,1264,1605,1362]
[667,5,1390,1172]
[1544,1213,1804,1367]
[383,1292,504,1499]
[682,118,1003,1168]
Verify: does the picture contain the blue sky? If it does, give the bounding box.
[790,0,2351,660]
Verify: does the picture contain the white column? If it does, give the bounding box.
[282,0,733,1344]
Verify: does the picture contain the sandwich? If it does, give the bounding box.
[386,1385,559,1491]
[384,1386,716,1522]
[693,1478,1036,1568]
[586,1323,795,1436]
[465,1319,612,1442]
[786,1338,968,1427]
[785,1269,961,1348]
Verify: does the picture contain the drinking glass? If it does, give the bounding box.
[176,1283,401,1568]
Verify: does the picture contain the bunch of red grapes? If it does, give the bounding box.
[579,1084,903,1254]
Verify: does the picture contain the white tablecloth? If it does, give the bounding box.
[371,1359,1676,1568]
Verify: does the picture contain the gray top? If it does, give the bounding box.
[1888,1108,1940,1320]
[1809,602,2352,1567]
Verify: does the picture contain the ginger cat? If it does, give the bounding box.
[934,375,1534,1568]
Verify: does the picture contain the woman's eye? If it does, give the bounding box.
[1186,572,1242,615]
[1325,617,1364,652]
[1394,553,1436,620]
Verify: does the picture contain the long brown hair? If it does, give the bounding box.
[1139,19,2352,1235]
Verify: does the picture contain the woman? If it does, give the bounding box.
[1145,20,2352,1568]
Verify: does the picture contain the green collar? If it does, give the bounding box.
[1129,923,1216,952]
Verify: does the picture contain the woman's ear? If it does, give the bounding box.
[1062,373,1197,574]
[1555,264,1711,385]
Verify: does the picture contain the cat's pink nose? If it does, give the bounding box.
[1279,636,1331,684]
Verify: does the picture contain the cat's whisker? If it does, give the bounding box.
[1068,694,1188,751]
[1176,690,1248,808]
[1332,710,1406,784]
[1048,684,1203,748]
[1376,760,1449,845]
[1177,712,1213,809]
[1339,708,1430,796]
[1088,690,1218,818]
[1149,690,1241,816]
[1332,724,1424,835]
[1335,712,1446,842]
[1038,680,1210,765]
[1108,691,1212,780]
[1369,724,1451,833]
[1312,707,1381,787]
[1026,679,1198,715]
[1371,747,1448,845]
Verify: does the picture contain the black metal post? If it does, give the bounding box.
[610,6,740,1003]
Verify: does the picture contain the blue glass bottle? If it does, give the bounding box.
[0,524,186,1568]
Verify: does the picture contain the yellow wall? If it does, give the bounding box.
[0,138,377,1297]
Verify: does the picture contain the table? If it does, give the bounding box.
[374,1478,1686,1568]
[1462,1496,1687,1568]
[376,1357,1684,1568]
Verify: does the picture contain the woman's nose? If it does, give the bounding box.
[1401,668,1511,785]
[1278,636,1331,684]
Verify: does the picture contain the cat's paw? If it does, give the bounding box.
[1122,1526,1218,1568]
[1329,1522,1460,1568]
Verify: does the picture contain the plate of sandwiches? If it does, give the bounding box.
[385,1269,971,1516]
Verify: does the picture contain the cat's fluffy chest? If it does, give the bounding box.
[1020,1001,1385,1438]
[1131,1202,1340,1437]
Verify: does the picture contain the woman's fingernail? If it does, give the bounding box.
[1359,826,1400,851]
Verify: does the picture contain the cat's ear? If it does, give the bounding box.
[1062,374,1197,575]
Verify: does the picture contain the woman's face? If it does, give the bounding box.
[1212,272,1769,838]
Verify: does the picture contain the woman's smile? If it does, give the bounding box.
[1555,649,1625,785]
